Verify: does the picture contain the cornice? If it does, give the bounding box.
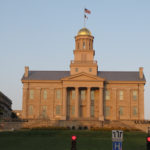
[22,80,61,83]
[105,80,146,84]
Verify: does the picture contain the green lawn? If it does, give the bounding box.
[0,130,147,150]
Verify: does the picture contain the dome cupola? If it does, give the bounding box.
[77,27,92,36]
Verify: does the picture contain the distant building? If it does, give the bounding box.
[13,110,22,118]
[0,91,12,119]
[21,27,146,122]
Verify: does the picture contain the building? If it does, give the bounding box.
[13,110,22,119]
[21,27,146,122]
[0,91,12,119]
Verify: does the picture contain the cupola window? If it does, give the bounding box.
[83,41,85,49]
[78,43,80,49]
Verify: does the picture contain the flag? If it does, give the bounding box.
[84,8,91,14]
[84,14,88,19]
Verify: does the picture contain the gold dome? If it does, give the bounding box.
[77,27,92,36]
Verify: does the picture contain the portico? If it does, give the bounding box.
[62,73,104,121]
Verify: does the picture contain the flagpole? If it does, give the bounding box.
[84,8,85,27]
[84,8,91,28]
[84,14,86,27]
[84,7,85,27]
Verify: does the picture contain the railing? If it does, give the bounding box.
[70,60,97,64]
[134,120,150,124]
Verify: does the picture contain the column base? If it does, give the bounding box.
[99,116,104,121]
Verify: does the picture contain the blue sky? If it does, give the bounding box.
[0,0,150,119]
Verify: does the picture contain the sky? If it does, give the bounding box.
[0,0,150,119]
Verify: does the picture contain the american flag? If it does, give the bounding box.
[84,8,91,14]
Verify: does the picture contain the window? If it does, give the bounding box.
[119,91,124,100]
[83,41,85,49]
[119,107,123,116]
[133,91,138,100]
[78,43,80,49]
[42,106,47,118]
[43,90,47,100]
[72,90,75,99]
[133,107,138,116]
[105,90,110,100]
[56,105,61,115]
[28,105,33,115]
[71,106,75,115]
[105,106,110,117]
[91,105,94,117]
[89,68,92,72]
[81,90,86,100]
[56,89,61,99]
[91,90,94,100]
[75,68,78,72]
[29,90,34,99]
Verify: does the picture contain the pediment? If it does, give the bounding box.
[61,72,104,81]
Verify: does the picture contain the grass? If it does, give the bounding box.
[0,129,147,150]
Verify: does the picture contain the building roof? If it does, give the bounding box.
[22,71,146,82]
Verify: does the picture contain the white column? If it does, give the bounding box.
[99,87,104,120]
[75,87,79,118]
[87,87,91,118]
[62,87,67,120]
[49,88,54,120]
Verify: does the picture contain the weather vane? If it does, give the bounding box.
[84,8,91,27]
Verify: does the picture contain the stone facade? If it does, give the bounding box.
[21,27,146,122]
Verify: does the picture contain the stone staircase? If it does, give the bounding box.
[1,119,150,132]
